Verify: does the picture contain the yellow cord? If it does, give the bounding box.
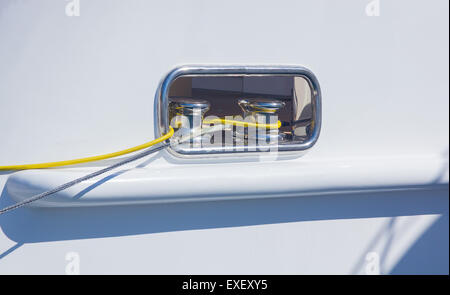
[0,118,280,171]
[202,118,281,129]
[0,127,174,171]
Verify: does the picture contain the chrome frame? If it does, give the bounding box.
[155,65,322,158]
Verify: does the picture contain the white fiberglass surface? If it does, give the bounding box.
[0,0,448,274]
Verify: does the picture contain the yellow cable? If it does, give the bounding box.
[202,118,281,129]
[0,127,174,171]
[1,118,280,171]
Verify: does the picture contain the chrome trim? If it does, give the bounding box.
[156,65,322,157]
